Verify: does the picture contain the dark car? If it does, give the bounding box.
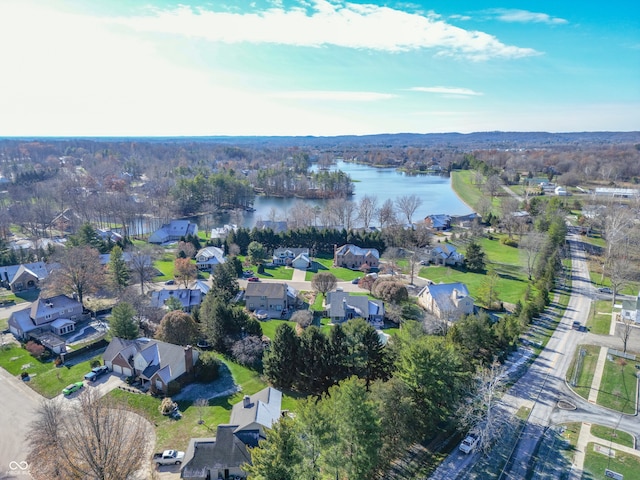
[165,279,175,285]
[598,287,612,294]
[84,365,109,382]
[351,277,361,284]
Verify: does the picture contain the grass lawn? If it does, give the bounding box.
[597,355,638,414]
[420,235,529,305]
[566,345,601,401]
[588,271,639,296]
[304,255,363,282]
[0,344,102,398]
[259,319,294,340]
[450,170,502,213]
[153,253,177,281]
[588,300,613,335]
[590,424,635,449]
[257,265,293,281]
[584,442,640,480]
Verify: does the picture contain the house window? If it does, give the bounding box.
[45,314,51,320]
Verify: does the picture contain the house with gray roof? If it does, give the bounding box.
[272,247,311,269]
[429,244,464,266]
[0,261,49,292]
[244,282,299,315]
[8,294,83,341]
[180,387,282,480]
[334,244,380,270]
[150,288,203,313]
[195,246,226,272]
[103,337,198,392]
[424,214,452,231]
[325,291,385,327]
[621,293,640,323]
[418,282,474,321]
[149,220,198,244]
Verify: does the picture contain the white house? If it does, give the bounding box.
[195,246,226,272]
[418,282,474,320]
[272,247,311,269]
[149,220,198,244]
[621,294,640,323]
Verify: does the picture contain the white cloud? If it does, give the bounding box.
[410,86,483,96]
[270,91,397,101]
[449,14,471,21]
[110,1,539,60]
[488,9,568,25]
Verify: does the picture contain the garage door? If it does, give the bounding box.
[112,364,123,375]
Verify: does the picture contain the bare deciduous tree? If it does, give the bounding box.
[520,232,545,280]
[358,194,378,229]
[395,194,422,225]
[618,315,634,354]
[484,174,502,201]
[377,199,397,229]
[311,272,338,298]
[27,390,148,480]
[128,244,159,294]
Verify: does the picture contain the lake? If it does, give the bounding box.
[204,161,472,230]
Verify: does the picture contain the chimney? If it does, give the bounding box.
[184,345,194,373]
[243,395,251,408]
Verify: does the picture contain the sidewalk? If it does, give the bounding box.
[588,347,608,404]
[572,422,640,476]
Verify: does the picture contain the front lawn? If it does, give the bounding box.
[153,253,177,281]
[304,255,363,281]
[588,300,613,335]
[257,265,293,280]
[566,345,600,401]
[0,344,102,398]
[590,424,635,449]
[584,442,640,480]
[597,355,638,414]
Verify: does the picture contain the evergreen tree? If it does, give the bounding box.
[109,302,139,339]
[107,245,129,293]
[263,323,299,390]
[69,223,108,253]
[244,416,301,480]
[296,398,331,480]
[326,324,350,387]
[210,261,239,303]
[297,326,328,395]
[465,240,486,272]
[343,318,391,390]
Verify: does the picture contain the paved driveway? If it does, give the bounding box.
[0,368,40,479]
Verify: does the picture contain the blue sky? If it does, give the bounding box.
[0,0,638,136]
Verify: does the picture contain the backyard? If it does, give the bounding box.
[304,255,364,282]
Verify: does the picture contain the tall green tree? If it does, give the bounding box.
[263,323,299,390]
[296,398,331,480]
[109,302,139,339]
[210,261,239,303]
[343,318,391,390]
[107,245,129,293]
[68,223,109,253]
[297,326,328,395]
[326,324,350,387]
[465,240,486,272]
[247,241,267,265]
[156,311,199,346]
[244,416,301,480]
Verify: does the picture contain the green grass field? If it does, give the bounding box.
[304,255,363,281]
[257,265,293,280]
[590,424,635,449]
[597,355,638,414]
[450,170,502,214]
[567,345,600,401]
[0,344,101,398]
[588,300,613,335]
[584,442,640,480]
[153,253,177,281]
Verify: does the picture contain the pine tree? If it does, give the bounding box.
[263,323,299,390]
[109,302,139,339]
[108,245,129,293]
[465,240,486,272]
[244,416,301,480]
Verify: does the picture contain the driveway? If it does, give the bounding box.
[0,367,40,479]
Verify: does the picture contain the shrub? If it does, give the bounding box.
[25,341,45,359]
[159,397,178,415]
[500,237,518,247]
[231,336,264,370]
[372,279,409,303]
[195,353,222,382]
[54,356,63,367]
[90,359,101,368]
[20,371,29,379]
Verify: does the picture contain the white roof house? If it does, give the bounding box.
[148,220,198,244]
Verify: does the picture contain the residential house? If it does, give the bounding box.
[0,261,49,292]
[254,220,288,233]
[450,213,482,229]
[325,291,385,327]
[244,282,298,314]
[334,244,380,270]
[181,388,282,480]
[429,244,464,266]
[103,337,199,391]
[195,246,226,272]
[418,282,474,320]
[150,288,203,313]
[96,228,123,244]
[8,294,84,353]
[554,186,569,196]
[148,220,198,244]
[424,214,452,231]
[210,224,238,240]
[272,247,311,269]
[621,293,640,323]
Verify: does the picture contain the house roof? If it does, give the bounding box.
[8,307,36,334]
[326,291,385,319]
[425,214,452,229]
[0,261,48,284]
[254,220,288,233]
[273,247,309,258]
[230,387,282,433]
[196,247,225,263]
[335,244,380,259]
[420,282,473,314]
[181,427,252,478]
[50,318,75,329]
[150,289,203,309]
[622,294,640,312]
[245,282,288,299]
[30,295,82,320]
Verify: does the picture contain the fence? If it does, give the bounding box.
[61,338,109,362]
[609,348,636,361]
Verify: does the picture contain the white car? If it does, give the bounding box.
[459,434,479,454]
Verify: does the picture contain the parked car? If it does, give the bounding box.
[572,321,581,330]
[254,310,269,320]
[62,382,84,396]
[84,365,109,382]
[598,287,612,294]
[351,277,361,284]
[247,277,260,282]
[458,434,479,454]
[153,449,185,465]
[164,279,175,285]
[243,270,254,277]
